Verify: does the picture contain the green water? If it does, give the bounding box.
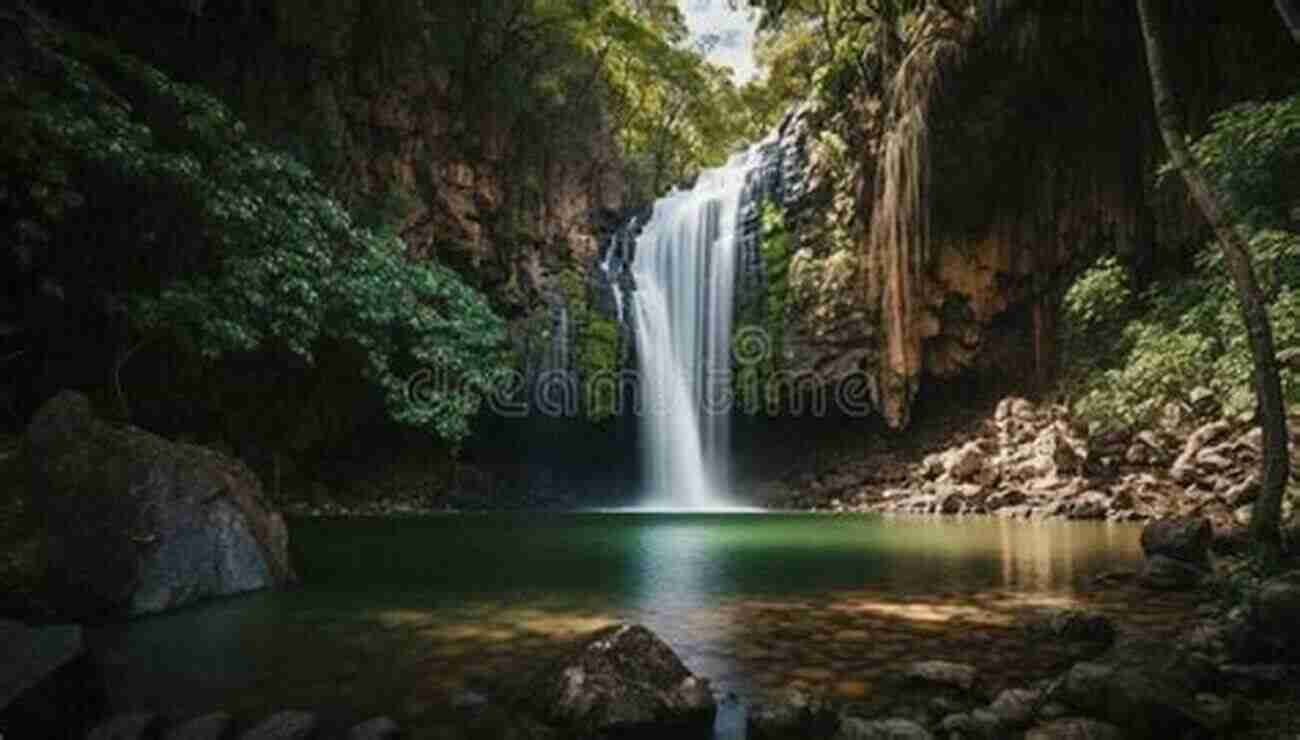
[88,513,1156,736]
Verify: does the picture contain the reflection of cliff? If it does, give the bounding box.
[789,1,1299,428]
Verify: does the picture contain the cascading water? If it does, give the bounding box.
[622,145,770,509]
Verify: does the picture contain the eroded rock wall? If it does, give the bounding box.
[858,0,1298,427]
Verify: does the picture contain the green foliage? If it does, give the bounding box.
[1069,95,1300,432]
[1165,95,1300,230]
[558,269,621,422]
[1061,256,1133,378]
[1,24,506,443]
[735,200,793,412]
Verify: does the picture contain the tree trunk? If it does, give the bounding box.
[1277,0,1300,44]
[1137,0,1292,557]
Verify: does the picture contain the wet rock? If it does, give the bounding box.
[1138,554,1207,590]
[524,623,715,737]
[163,712,233,740]
[25,391,295,619]
[936,709,1001,739]
[346,716,400,740]
[238,711,317,740]
[1218,663,1292,694]
[1054,659,1215,738]
[836,717,933,740]
[1229,572,1300,662]
[747,690,838,740]
[1026,610,1115,661]
[87,713,162,740]
[1024,718,1125,740]
[988,688,1041,728]
[1140,517,1211,565]
[901,661,978,693]
[1193,693,1238,732]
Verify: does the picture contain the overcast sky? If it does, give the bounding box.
[678,0,760,84]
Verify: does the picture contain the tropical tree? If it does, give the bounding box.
[1136,0,1292,558]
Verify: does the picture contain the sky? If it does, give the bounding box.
[677,0,761,84]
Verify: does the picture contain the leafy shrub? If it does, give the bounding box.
[1069,95,1300,431]
[1,22,506,443]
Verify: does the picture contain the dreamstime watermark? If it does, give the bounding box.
[405,327,875,420]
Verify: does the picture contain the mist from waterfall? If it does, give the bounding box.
[625,146,765,510]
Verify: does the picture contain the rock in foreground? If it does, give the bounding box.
[25,391,295,619]
[524,623,715,738]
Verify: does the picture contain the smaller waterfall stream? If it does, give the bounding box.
[621,145,769,509]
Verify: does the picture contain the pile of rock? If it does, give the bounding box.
[747,592,1300,739]
[802,394,1300,532]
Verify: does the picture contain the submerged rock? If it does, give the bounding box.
[25,391,295,619]
[1138,517,1211,590]
[836,717,933,740]
[1140,517,1211,565]
[87,713,162,740]
[901,661,979,693]
[747,689,838,740]
[1024,717,1125,740]
[239,711,317,740]
[523,623,715,738]
[163,712,233,740]
[346,716,401,740]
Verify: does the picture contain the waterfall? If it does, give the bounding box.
[624,146,768,509]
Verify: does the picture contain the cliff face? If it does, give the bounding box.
[836,0,1299,427]
[43,1,623,320]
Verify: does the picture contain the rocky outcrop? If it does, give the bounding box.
[876,2,1298,427]
[791,395,1300,529]
[523,623,716,738]
[25,392,294,620]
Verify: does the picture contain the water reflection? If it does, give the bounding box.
[88,514,1198,737]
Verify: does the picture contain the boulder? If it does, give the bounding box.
[238,711,317,740]
[901,661,978,693]
[1025,611,1115,661]
[1138,517,1211,590]
[523,624,715,737]
[1233,573,1300,661]
[346,716,401,740]
[747,690,838,740]
[87,713,163,740]
[1024,718,1124,740]
[988,688,1040,728]
[1054,658,1218,738]
[25,392,295,619]
[1138,554,1207,590]
[1139,517,1211,565]
[163,713,233,740]
[936,710,1001,739]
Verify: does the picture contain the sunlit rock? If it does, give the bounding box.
[524,623,715,738]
